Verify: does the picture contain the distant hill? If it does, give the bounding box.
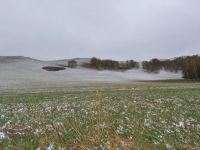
[0,56,36,63]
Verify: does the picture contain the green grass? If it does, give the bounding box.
[0,82,200,149]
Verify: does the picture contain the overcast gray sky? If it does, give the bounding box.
[0,0,200,61]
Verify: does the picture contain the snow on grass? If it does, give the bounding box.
[0,132,7,140]
[0,84,199,149]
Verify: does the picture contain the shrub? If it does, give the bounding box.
[142,59,162,73]
[68,60,77,68]
[125,60,139,69]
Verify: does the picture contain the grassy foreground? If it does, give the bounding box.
[0,82,200,149]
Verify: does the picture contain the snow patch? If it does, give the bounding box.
[0,132,7,139]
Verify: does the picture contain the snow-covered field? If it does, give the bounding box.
[0,57,199,150]
[0,56,182,91]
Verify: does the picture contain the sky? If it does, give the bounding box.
[0,0,200,61]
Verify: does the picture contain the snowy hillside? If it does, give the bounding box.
[0,56,182,91]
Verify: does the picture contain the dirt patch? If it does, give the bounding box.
[42,66,66,71]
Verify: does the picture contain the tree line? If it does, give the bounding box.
[142,55,200,80]
[89,57,139,70]
[66,55,200,80]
